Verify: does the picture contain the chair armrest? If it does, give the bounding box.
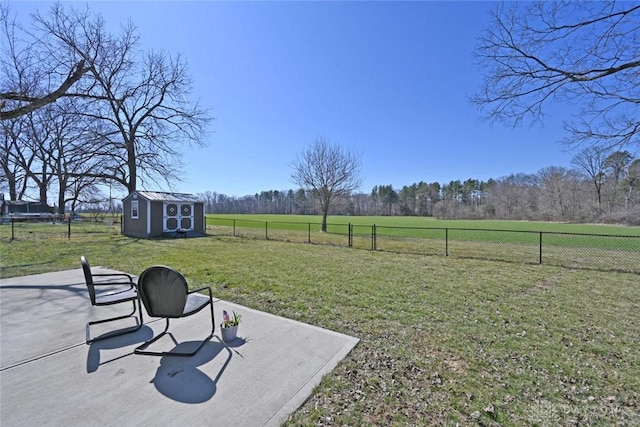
[90,272,136,289]
[92,281,136,288]
[91,272,134,281]
[188,286,212,298]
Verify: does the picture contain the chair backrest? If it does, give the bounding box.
[138,266,188,318]
[80,256,97,305]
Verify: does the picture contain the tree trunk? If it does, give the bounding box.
[127,139,137,193]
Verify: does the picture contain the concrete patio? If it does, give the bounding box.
[0,268,359,426]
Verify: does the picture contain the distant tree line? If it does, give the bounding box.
[200,149,640,225]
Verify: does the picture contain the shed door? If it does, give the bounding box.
[163,203,194,232]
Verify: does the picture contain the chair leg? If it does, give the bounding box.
[134,318,171,356]
[134,301,215,357]
[86,299,144,344]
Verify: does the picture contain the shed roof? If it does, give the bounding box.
[131,191,203,203]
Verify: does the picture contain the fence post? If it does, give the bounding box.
[348,223,352,248]
[308,223,311,243]
[372,224,376,251]
[265,221,268,240]
[233,219,236,237]
[445,228,449,256]
[68,215,71,239]
[539,232,543,264]
[11,217,15,241]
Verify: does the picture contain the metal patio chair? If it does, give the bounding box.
[81,256,143,344]
[134,265,215,356]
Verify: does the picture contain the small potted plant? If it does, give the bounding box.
[220,310,242,342]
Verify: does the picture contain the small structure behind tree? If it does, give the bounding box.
[1,198,54,221]
[122,191,205,238]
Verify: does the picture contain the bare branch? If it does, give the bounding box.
[472,1,640,151]
[0,60,89,120]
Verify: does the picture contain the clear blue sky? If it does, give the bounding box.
[15,1,576,197]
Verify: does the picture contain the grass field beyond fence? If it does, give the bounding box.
[206,215,640,273]
[0,219,639,425]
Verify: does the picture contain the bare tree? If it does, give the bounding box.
[623,159,640,209]
[0,4,90,120]
[604,150,634,212]
[22,106,58,205]
[484,173,539,220]
[44,98,108,215]
[538,166,582,221]
[0,117,28,200]
[31,4,211,193]
[473,1,640,151]
[290,138,362,232]
[571,147,609,213]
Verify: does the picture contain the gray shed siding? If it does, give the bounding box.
[122,194,150,237]
[122,191,205,238]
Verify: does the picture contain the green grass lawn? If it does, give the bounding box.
[1,225,638,425]
[207,214,640,235]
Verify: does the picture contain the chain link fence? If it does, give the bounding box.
[370,226,640,273]
[208,218,640,273]
[0,215,121,242]
[3,216,638,274]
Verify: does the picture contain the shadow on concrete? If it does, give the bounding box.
[151,340,235,403]
[87,325,155,373]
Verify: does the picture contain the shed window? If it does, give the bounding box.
[131,200,139,219]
